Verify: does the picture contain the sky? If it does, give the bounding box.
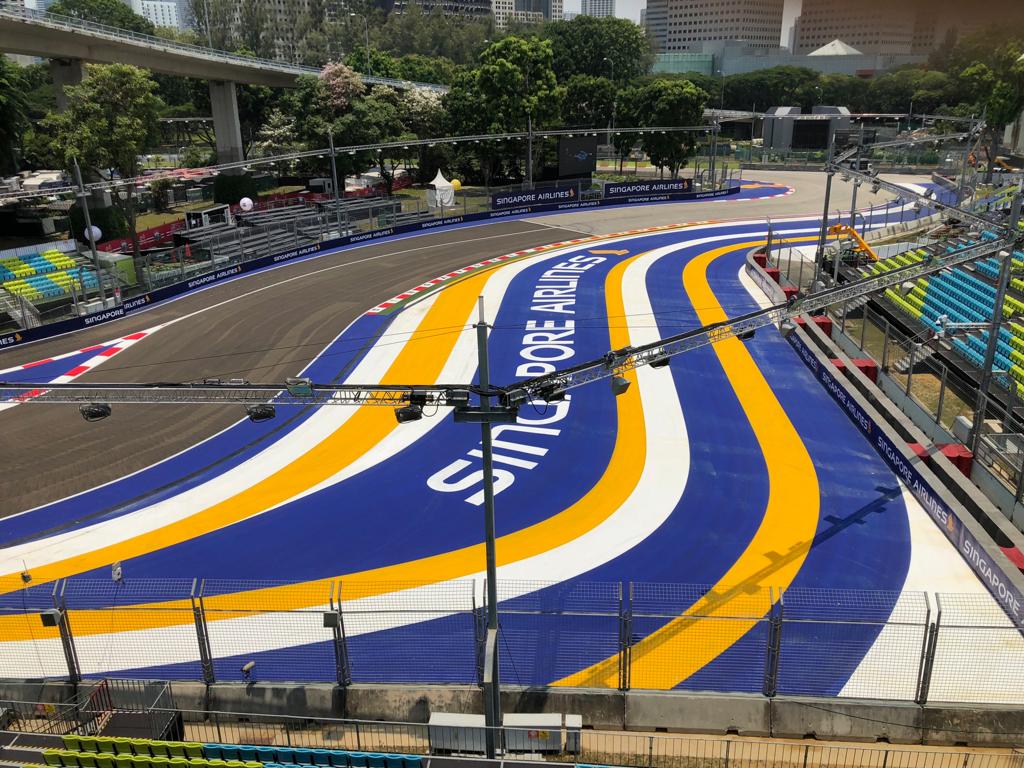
[562,0,802,46]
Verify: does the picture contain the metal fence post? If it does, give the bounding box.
[905,342,917,395]
[53,580,81,686]
[330,581,352,687]
[840,299,848,333]
[192,579,215,685]
[881,320,891,370]
[762,587,782,697]
[916,596,941,705]
[618,582,632,692]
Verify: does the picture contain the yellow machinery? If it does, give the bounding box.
[827,223,878,262]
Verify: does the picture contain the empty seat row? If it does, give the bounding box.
[61,737,202,758]
[203,745,421,768]
[45,752,259,768]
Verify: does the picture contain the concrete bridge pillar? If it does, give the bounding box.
[209,80,245,165]
[50,58,83,111]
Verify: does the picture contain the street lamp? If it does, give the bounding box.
[349,13,372,78]
[602,57,615,144]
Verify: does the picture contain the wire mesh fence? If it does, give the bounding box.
[2,580,1023,705]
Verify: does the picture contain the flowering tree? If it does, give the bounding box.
[318,61,365,116]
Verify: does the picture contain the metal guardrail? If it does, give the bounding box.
[0,3,446,93]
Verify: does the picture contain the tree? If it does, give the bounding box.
[563,75,616,129]
[0,58,29,173]
[336,87,411,195]
[48,0,155,34]
[543,16,652,83]
[188,0,233,49]
[723,66,818,112]
[237,0,272,58]
[253,109,300,159]
[344,47,401,79]
[398,54,460,86]
[318,61,365,114]
[632,79,708,178]
[477,37,563,181]
[29,64,162,269]
[149,178,174,212]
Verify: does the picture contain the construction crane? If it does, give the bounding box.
[827,223,878,262]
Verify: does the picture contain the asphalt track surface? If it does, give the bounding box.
[0,220,586,513]
[8,175,1018,702]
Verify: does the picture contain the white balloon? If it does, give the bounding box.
[85,225,102,242]
[239,196,254,212]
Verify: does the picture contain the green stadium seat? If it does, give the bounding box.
[95,755,114,768]
[59,752,80,768]
[130,755,150,768]
[80,739,100,754]
[42,752,62,767]
[113,741,134,757]
[184,746,204,760]
[79,754,98,768]
[114,756,133,768]
[62,737,82,752]
[150,745,170,760]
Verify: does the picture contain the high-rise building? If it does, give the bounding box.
[647,0,785,54]
[493,0,561,27]
[794,0,1024,56]
[580,0,614,18]
[129,0,181,29]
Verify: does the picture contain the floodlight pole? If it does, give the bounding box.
[968,190,1023,455]
[328,132,343,233]
[475,295,501,758]
[814,128,835,285]
[72,158,108,304]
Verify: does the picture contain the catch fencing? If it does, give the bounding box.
[2,579,1022,705]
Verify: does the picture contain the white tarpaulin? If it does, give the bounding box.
[426,170,455,209]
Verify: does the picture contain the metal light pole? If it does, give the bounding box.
[814,129,835,285]
[968,189,1023,454]
[350,13,372,78]
[327,131,343,232]
[72,158,108,304]
[475,296,501,759]
[957,115,974,206]
[603,57,615,146]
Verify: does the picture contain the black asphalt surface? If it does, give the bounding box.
[0,221,581,515]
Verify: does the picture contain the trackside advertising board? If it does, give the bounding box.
[604,179,693,197]
[491,187,580,209]
[786,330,1024,628]
[0,185,739,350]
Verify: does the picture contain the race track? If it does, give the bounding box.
[2,176,1018,701]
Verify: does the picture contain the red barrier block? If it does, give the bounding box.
[753,253,767,267]
[811,315,833,336]
[765,267,781,284]
[829,358,845,371]
[783,286,799,300]
[937,443,973,478]
[851,357,878,383]
[907,443,930,461]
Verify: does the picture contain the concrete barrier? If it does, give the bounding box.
[771,697,923,744]
[625,691,770,736]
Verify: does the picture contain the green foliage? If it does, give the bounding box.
[68,203,130,242]
[48,0,155,34]
[631,79,708,178]
[543,16,652,83]
[563,75,617,129]
[477,36,563,131]
[149,178,174,212]
[182,145,216,167]
[344,47,401,79]
[723,67,818,112]
[397,54,460,86]
[0,57,29,173]
[213,173,260,205]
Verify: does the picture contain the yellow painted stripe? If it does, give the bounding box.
[555,238,820,690]
[0,253,650,642]
[0,268,495,597]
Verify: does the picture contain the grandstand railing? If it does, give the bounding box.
[2,579,1023,706]
[4,705,1023,768]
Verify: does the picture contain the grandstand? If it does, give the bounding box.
[0,245,99,302]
